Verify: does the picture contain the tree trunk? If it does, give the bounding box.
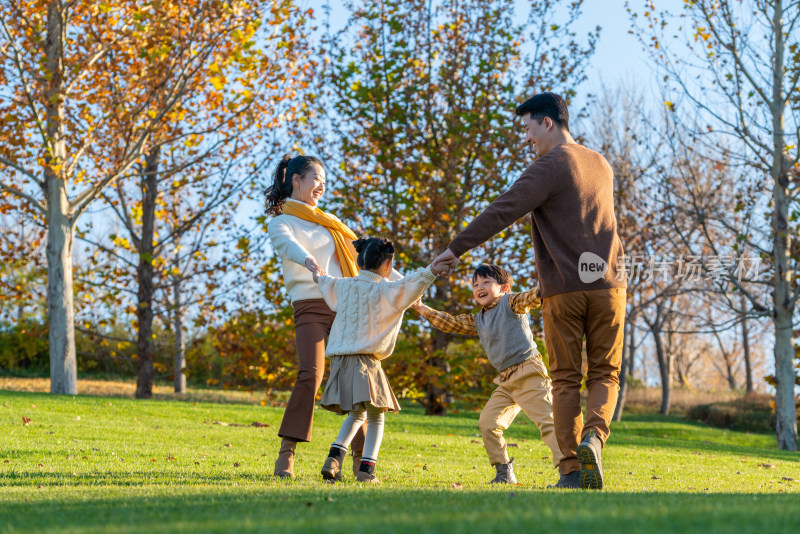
[652,328,671,415]
[135,147,160,399]
[628,322,637,379]
[613,310,635,422]
[774,312,797,449]
[44,2,76,395]
[741,311,753,394]
[770,0,798,451]
[675,363,686,388]
[46,183,76,394]
[424,284,452,416]
[173,274,186,394]
[724,352,737,391]
[711,329,737,390]
[718,335,737,391]
[424,329,450,416]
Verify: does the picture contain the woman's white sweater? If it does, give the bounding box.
[317,267,437,360]
[267,199,344,303]
[267,199,403,304]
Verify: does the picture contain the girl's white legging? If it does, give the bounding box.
[333,403,385,460]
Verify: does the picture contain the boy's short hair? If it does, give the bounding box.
[472,264,513,287]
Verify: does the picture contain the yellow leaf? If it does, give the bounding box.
[210,77,224,90]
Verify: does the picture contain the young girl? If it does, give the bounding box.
[312,237,437,483]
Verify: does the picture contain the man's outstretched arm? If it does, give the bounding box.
[447,158,554,259]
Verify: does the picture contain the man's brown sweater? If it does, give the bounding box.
[448,143,627,298]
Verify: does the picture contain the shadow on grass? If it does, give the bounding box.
[1,486,799,534]
[0,470,272,487]
[393,412,798,462]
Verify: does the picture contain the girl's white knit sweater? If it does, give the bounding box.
[317,267,437,360]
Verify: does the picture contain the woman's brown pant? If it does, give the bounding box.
[278,299,366,448]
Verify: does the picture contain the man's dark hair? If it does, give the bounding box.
[515,92,569,132]
[472,264,513,287]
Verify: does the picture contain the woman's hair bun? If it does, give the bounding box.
[275,154,291,177]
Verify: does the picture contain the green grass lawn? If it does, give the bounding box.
[1,389,799,533]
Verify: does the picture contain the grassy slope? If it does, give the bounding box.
[1,389,798,534]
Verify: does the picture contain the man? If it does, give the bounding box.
[431,92,627,489]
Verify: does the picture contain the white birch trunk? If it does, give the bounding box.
[173,275,186,394]
[45,1,76,395]
[46,181,76,395]
[770,0,798,451]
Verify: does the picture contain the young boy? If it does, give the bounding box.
[413,264,562,484]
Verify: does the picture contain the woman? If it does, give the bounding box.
[265,154,367,478]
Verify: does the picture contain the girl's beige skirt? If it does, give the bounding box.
[320,354,400,414]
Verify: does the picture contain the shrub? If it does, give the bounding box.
[686,393,786,433]
[187,307,297,393]
[0,320,49,373]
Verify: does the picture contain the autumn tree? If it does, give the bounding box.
[69,1,312,398]
[187,250,302,394]
[629,0,799,448]
[582,83,669,419]
[0,206,46,325]
[319,0,597,414]
[0,1,308,394]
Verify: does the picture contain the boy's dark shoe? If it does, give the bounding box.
[547,470,581,489]
[577,430,604,490]
[321,446,346,482]
[489,458,517,484]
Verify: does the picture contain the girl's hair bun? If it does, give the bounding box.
[353,237,368,254]
[353,236,395,270]
[379,241,395,255]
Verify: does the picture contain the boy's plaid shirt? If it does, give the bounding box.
[417,288,542,335]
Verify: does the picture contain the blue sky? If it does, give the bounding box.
[300,0,656,111]
[557,0,653,100]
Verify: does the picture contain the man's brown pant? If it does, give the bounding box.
[278,299,365,449]
[541,288,626,474]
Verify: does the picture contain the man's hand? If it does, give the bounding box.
[410,298,424,312]
[431,248,458,276]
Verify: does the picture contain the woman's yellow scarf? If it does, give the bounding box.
[282,200,359,278]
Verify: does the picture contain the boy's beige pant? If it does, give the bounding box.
[479,357,562,468]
